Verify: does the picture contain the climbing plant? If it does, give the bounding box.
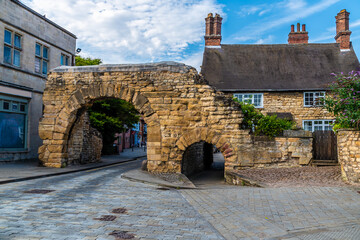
[234,98,295,137]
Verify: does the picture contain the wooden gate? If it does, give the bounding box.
[313,130,337,160]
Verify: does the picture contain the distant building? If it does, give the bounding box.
[0,0,76,161]
[115,119,147,153]
[201,10,359,132]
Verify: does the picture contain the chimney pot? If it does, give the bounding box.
[204,13,222,46]
[288,23,309,44]
[335,9,351,49]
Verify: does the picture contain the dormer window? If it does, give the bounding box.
[304,92,325,107]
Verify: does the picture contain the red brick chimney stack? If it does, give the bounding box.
[205,13,222,46]
[288,22,309,44]
[335,9,351,50]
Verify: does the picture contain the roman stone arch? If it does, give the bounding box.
[38,62,252,173]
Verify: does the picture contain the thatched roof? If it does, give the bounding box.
[201,43,359,91]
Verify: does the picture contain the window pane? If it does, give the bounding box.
[35,44,41,56]
[4,46,12,64]
[13,50,20,67]
[0,112,25,148]
[35,57,41,73]
[304,121,312,131]
[43,47,48,59]
[12,103,18,111]
[3,102,10,110]
[4,30,11,45]
[14,35,21,48]
[60,55,64,65]
[20,104,25,112]
[65,56,69,66]
[42,60,48,74]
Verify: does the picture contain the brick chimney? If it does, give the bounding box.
[335,9,351,50]
[204,13,222,47]
[288,23,309,44]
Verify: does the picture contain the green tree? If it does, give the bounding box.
[324,70,360,130]
[88,99,139,154]
[75,55,102,66]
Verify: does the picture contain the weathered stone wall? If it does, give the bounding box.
[182,141,213,176]
[337,129,360,183]
[67,110,102,165]
[38,62,245,173]
[235,130,313,169]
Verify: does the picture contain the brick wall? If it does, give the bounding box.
[337,129,360,183]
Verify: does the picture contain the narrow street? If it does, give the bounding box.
[1,160,360,240]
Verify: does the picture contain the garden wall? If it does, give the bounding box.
[337,129,360,183]
[235,130,313,169]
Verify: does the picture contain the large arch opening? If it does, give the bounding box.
[65,97,147,166]
[181,141,226,185]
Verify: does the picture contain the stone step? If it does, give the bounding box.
[311,159,339,166]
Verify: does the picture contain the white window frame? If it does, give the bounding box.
[303,119,334,132]
[233,93,264,108]
[304,91,325,107]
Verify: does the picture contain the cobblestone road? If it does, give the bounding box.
[0,160,359,240]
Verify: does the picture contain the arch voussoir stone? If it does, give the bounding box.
[39,62,251,175]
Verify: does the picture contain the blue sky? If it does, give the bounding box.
[24,0,360,70]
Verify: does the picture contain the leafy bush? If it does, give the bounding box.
[234,98,295,137]
[324,70,360,130]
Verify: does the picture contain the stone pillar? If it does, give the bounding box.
[337,129,360,183]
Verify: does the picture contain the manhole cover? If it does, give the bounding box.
[109,230,135,239]
[94,215,117,221]
[156,187,170,191]
[112,208,127,214]
[23,189,55,194]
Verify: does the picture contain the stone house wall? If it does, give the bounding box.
[67,111,102,166]
[0,0,76,162]
[226,91,334,128]
[337,129,360,183]
[182,141,213,176]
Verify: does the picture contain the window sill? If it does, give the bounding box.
[0,149,29,153]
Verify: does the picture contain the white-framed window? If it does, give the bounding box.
[233,93,263,108]
[35,43,49,74]
[0,95,28,150]
[303,120,334,132]
[3,29,22,67]
[304,92,325,107]
[60,54,70,66]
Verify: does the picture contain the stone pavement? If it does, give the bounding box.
[0,147,147,184]
[0,160,360,240]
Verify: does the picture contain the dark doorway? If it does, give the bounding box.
[182,142,225,186]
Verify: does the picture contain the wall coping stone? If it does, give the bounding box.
[51,61,194,74]
[283,130,312,138]
[336,128,359,132]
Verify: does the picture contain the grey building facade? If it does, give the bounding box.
[0,0,76,161]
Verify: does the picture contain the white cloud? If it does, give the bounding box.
[255,35,274,44]
[22,0,223,68]
[351,19,360,28]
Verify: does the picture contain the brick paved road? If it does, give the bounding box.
[0,160,359,239]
